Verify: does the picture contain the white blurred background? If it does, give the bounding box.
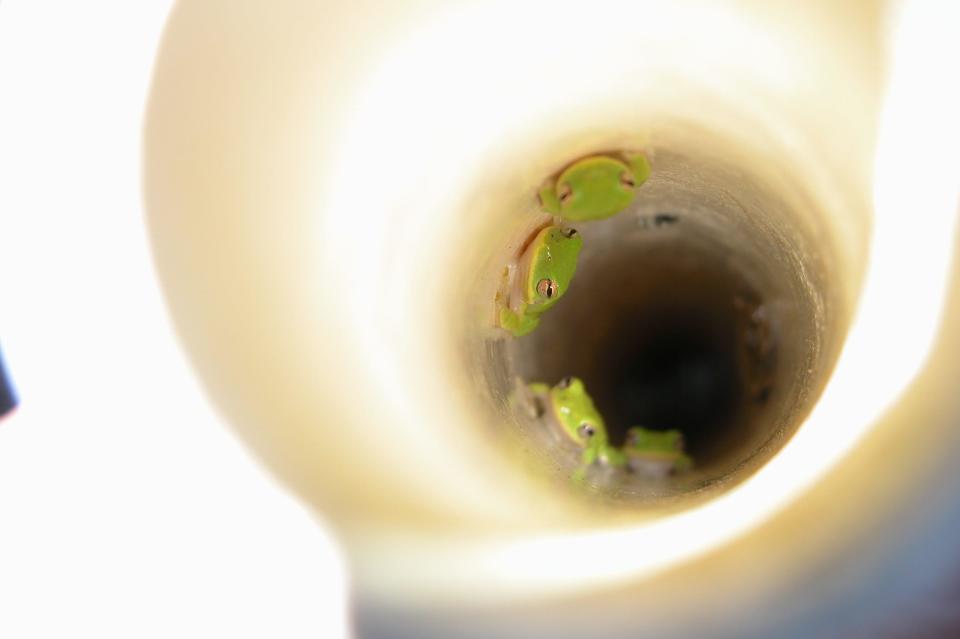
[0,2,349,637]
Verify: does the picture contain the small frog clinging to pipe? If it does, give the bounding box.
[527,376,626,473]
[622,426,692,478]
[538,152,652,222]
[497,224,583,337]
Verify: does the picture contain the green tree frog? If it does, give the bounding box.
[538,152,652,222]
[498,225,583,337]
[528,377,625,470]
[622,426,692,478]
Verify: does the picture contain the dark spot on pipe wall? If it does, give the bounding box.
[0,343,18,419]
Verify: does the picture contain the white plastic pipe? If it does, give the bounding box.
[144,0,960,635]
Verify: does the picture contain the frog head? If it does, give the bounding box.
[548,376,609,449]
[522,225,582,312]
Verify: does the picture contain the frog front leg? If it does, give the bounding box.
[499,307,540,337]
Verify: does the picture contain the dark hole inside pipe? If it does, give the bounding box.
[598,308,742,457]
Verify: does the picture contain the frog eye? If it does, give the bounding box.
[558,376,574,389]
[577,423,596,439]
[620,170,636,189]
[557,182,573,204]
[536,278,558,299]
[561,227,578,239]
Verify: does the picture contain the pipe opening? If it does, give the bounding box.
[473,140,839,506]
